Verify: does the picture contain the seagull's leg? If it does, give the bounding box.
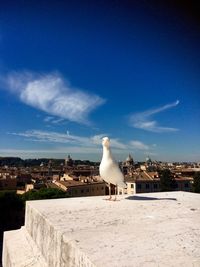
[113,185,117,201]
[108,183,112,200]
[104,183,112,200]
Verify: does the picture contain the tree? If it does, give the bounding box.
[193,172,200,193]
[21,188,69,201]
[0,191,24,231]
[159,169,175,191]
[0,191,25,263]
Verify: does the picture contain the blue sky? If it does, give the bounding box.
[0,1,199,162]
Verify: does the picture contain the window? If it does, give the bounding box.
[86,188,89,192]
[131,183,134,188]
[137,184,141,189]
[146,184,150,189]
[184,183,189,188]
[81,189,84,193]
[153,183,158,189]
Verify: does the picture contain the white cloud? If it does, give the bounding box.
[44,116,65,124]
[9,130,151,151]
[10,130,112,149]
[4,72,106,124]
[129,100,180,133]
[130,140,149,150]
[0,147,101,157]
[90,134,126,149]
[90,134,107,145]
[144,151,158,156]
[11,130,89,145]
[7,130,158,159]
[44,116,55,122]
[110,139,127,149]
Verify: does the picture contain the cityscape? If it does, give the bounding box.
[0,1,200,266]
[0,154,200,196]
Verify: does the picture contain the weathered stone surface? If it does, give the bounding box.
[3,192,200,266]
[3,226,47,267]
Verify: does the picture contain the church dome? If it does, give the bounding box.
[126,154,133,162]
[125,154,134,167]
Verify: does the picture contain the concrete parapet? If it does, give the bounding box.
[3,192,200,266]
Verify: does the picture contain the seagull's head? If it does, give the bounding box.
[102,136,110,147]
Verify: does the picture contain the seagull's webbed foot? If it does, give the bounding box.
[113,196,117,201]
[104,196,112,201]
[112,197,120,201]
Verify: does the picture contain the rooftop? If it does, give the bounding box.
[3,191,200,267]
[55,180,104,187]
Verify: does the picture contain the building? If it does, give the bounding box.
[122,154,135,175]
[125,171,160,194]
[53,180,106,197]
[0,176,17,190]
[124,171,193,195]
[172,176,193,191]
[125,154,134,167]
[65,155,73,168]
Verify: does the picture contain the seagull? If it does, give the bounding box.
[99,137,126,201]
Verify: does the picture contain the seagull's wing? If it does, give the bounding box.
[102,160,126,187]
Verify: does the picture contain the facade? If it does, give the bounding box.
[172,177,193,192]
[124,171,193,195]
[54,180,106,197]
[0,177,17,190]
[125,171,160,194]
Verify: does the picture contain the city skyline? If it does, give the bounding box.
[0,1,200,162]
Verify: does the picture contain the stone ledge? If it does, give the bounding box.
[3,227,47,267]
[3,192,200,267]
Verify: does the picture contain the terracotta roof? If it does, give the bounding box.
[125,171,160,182]
[147,172,159,178]
[56,180,105,188]
[175,177,193,181]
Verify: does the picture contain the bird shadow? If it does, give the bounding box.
[125,195,177,201]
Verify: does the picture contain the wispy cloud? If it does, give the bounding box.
[144,151,158,156]
[0,147,101,156]
[129,100,180,133]
[2,71,106,125]
[129,140,149,150]
[9,130,151,151]
[44,116,65,124]
[44,116,55,123]
[7,130,158,160]
[10,130,113,148]
[10,130,90,146]
[90,134,127,149]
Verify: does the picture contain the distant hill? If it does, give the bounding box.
[0,157,99,167]
[0,157,24,167]
[0,157,62,167]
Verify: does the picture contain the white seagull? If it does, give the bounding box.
[99,137,126,201]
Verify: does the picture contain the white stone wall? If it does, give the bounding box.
[3,192,200,267]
